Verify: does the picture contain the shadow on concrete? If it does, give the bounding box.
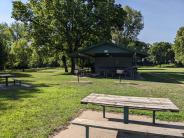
[0,82,51,112]
[108,117,184,130]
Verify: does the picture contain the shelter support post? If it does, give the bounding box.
[5,77,8,86]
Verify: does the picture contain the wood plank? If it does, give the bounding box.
[81,93,179,112]
[72,118,184,138]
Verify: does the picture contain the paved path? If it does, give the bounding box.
[53,110,184,138]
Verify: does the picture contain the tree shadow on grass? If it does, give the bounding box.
[0,72,32,78]
[0,82,51,112]
[52,72,72,76]
[140,72,184,84]
[138,68,166,71]
[13,73,32,78]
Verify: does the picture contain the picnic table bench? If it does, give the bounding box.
[72,118,184,138]
[0,74,14,86]
[13,78,22,86]
[81,93,179,124]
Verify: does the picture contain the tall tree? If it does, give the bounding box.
[149,42,174,65]
[173,27,184,65]
[10,38,31,71]
[0,23,11,69]
[7,22,31,71]
[127,40,149,53]
[112,5,144,44]
[123,6,144,40]
[12,0,126,73]
[0,37,7,70]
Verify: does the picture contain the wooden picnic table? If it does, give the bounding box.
[81,93,179,124]
[0,74,14,86]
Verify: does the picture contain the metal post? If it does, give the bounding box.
[85,126,89,138]
[77,74,79,83]
[103,106,105,118]
[119,75,122,83]
[153,111,156,124]
[6,77,8,86]
[124,106,129,124]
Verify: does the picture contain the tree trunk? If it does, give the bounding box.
[62,55,68,72]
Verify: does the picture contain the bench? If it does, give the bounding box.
[13,78,22,86]
[81,93,179,124]
[72,118,184,138]
[0,74,14,86]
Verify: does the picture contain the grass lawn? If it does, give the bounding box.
[0,67,184,137]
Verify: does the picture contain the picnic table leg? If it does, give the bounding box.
[14,80,16,86]
[5,77,8,86]
[103,106,105,118]
[77,74,79,83]
[153,111,156,124]
[85,126,89,138]
[119,75,121,83]
[124,106,129,124]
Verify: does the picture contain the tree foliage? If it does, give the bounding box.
[173,27,184,64]
[149,42,174,65]
[127,40,149,53]
[122,6,144,40]
[112,5,144,44]
[10,38,31,69]
[12,0,127,73]
[0,24,10,69]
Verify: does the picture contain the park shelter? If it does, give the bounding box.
[73,42,147,74]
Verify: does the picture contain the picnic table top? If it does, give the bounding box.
[81,93,179,112]
[0,74,14,77]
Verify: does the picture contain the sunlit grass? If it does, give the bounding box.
[0,67,184,137]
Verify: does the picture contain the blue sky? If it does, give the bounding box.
[0,0,184,44]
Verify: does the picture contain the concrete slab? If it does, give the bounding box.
[53,110,184,138]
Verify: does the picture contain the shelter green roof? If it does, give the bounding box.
[79,42,147,57]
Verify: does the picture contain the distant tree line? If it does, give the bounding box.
[148,26,184,67]
[0,0,184,72]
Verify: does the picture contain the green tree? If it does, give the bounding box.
[149,42,174,65]
[7,22,31,71]
[0,37,7,70]
[123,6,144,40]
[12,0,126,73]
[127,40,149,53]
[0,23,12,69]
[112,5,144,44]
[173,27,184,65]
[10,38,31,71]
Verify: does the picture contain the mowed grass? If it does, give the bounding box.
[0,67,184,137]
